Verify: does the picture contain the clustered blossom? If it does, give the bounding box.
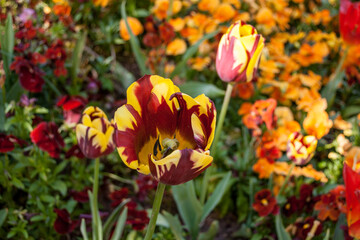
[30,122,65,158]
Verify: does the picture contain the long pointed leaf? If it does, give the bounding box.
[172,181,203,240]
[200,171,231,223]
[121,1,150,75]
[103,199,130,240]
[80,218,89,240]
[180,81,225,98]
[162,211,184,240]
[198,220,219,240]
[1,13,14,80]
[275,214,291,240]
[71,31,87,82]
[110,207,128,240]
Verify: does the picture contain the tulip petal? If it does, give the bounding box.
[149,149,212,185]
[76,124,114,159]
[344,163,360,238]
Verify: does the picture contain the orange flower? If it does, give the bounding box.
[119,17,144,41]
[256,8,276,30]
[243,99,277,132]
[198,0,219,13]
[93,0,110,7]
[253,158,275,179]
[291,42,329,67]
[232,82,254,100]
[152,0,182,20]
[169,18,185,32]
[237,102,252,115]
[306,9,331,25]
[188,57,211,71]
[166,38,187,55]
[303,109,333,139]
[213,3,236,23]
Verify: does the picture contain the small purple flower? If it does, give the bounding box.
[20,94,36,107]
[18,8,35,23]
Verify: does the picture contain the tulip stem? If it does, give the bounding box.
[200,83,233,204]
[277,162,295,200]
[144,182,166,240]
[93,158,102,240]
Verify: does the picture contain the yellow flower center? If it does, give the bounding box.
[303,223,310,229]
[261,199,268,206]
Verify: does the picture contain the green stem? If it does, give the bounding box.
[144,182,166,240]
[200,83,233,204]
[93,158,102,240]
[277,162,295,200]
[0,86,5,131]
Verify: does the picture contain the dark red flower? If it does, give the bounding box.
[57,95,88,124]
[0,134,15,153]
[159,22,175,43]
[30,122,65,158]
[252,189,279,217]
[295,217,322,240]
[0,134,27,153]
[10,56,45,93]
[298,184,318,213]
[46,40,67,77]
[126,201,149,231]
[283,196,298,217]
[339,0,360,45]
[70,187,91,203]
[15,20,37,40]
[53,209,79,235]
[110,188,129,208]
[143,32,162,48]
[65,144,85,159]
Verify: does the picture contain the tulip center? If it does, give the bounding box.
[161,138,179,157]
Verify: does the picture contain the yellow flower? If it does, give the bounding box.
[119,17,144,41]
[76,107,115,158]
[287,132,317,165]
[113,75,216,185]
[216,21,265,83]
[166,38,187,55]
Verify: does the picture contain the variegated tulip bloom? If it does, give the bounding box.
[76,107,115,158]
[286,132,317,165]
[216,20,265,83]
[114,75,216,185]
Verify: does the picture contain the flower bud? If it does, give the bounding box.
[216,21,265,83]
[287,132,317,165]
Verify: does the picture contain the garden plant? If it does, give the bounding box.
[1,0,360,239]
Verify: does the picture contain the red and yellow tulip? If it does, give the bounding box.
[286,132,317,165]
[216,20,265,83]
[114,75,216,185]
[76,107,115,158]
